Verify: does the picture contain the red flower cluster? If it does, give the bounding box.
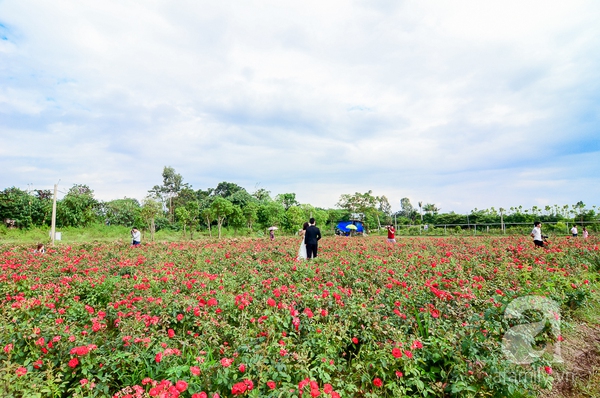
[298,378,340,397]
[231,379,253,395]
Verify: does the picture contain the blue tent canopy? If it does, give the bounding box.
[336,221,364,233]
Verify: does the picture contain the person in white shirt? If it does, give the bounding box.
[131,227,141,246]
[570,225,578,237]
[531,221,544,248]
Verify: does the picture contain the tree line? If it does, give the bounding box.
[1,166,597,238]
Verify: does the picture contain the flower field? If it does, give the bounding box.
[1,236,599,398]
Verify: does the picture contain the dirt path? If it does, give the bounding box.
[539,322,600,398]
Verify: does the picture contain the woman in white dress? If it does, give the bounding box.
[298,222,309,260]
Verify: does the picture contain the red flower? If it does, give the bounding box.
[352,337,359,344]
[239,363,246,373]
[231,381,247,395]
[16,367,27,377]
[267,381,276,390]
[168,329,175,338]
[175,380,188,392]
[70,346,89,356]
[155,352,163,363]
[323,384,333,393]
[190,366,201,376]
[392,347,403,358]
[373,377,383,387]
[192,393,208,398]
[68,358,79,368]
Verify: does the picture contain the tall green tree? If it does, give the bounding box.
[149,166,188,221]
[171,187,198,211]
[140,197,162,241]
[31,190,53,226]
[213,182,246,198]
[185,201,201,239]
[312,208,329,229]
[0,187,37,228]
[276,193,299,210]
[228,205,246,235]
[57,185,99,227]
[175,206,191,239]
[210,197,234,238]
[243,202,259,231]
[202,207,216,237]
[399,197,417,223]
[422,203,440,215]
[252,188,272,202]
[258,201,285,229]
[101,198,141,226]
[284,205,305,232]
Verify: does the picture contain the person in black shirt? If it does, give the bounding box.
[304,218,322,259]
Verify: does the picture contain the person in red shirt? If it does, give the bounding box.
[387,224,396,243]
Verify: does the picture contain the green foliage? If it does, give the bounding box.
[283,206,305,232]
[210,197,234,238]
[101,198,141,227]
[140,197,163,241]
[257,201,285,229]
[0,187,52,228]
[227,205,246,235]
[243,202,259,231]
[56,185,99,227]
[149,166,189,221]
[276,193,299,210]
[175,206,190,238]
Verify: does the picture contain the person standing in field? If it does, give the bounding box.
[34,243,45,254]
[131,227,141,246]
[304,218,321,259]
[387,224,396,243]
[583,226,589,239]
[570,225,578,237]
[297,222,309,260]
[531,221,544,248]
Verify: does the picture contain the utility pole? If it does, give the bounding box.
[50,183,58,246]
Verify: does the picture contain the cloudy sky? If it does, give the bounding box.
[1,0,599,213]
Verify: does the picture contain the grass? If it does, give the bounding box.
[537,289,600,398]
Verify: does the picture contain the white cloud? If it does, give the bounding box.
[1,0,599,213]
